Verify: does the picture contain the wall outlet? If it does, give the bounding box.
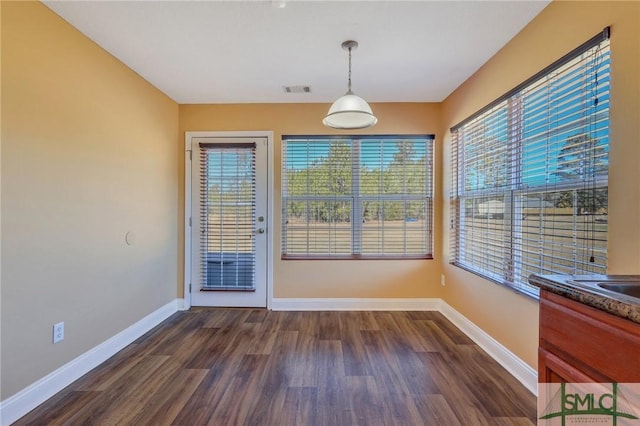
[53,322,64,344]
[440,274,446,286]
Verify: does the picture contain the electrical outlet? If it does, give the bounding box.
[53,322,64,344]
[440,274,446,286]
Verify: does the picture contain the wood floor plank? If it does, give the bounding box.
[279,386,318,426]
[62,355,171,425]
[419,351,494,425]
[315,339,351,426]
[206,354,270,426]
[490,417,537,425]
[318,311,341,340]
[170,366,235,424]
[413,317,464,356]
[346,375,387,426]
[16,308,536,425]
[73,343,145,392]
[180,327,225,369]
[127,368,208,425]
[172,332,260,424]
[355,311,381,331]
[245,308,268,324]
[430,312,476,345]
[458,344,537,420]
[377,311,438,353]
[290,327,319,387]
[242,331,298,425]
[339,312,374,377]
[13,390,100,426]
[132,312,189,346]
[201,307,251,329]
[99,360,194,425]
[147,310,209,356]
[361,329,427,425]
[412,393,463,426]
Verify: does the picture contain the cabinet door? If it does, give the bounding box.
[540,290,640,382]
[539,348,597,383]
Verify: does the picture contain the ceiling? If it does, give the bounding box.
[43,0,550,104]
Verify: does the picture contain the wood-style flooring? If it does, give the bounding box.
[15,309,536,425]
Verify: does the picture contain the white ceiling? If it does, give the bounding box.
[43,0,549,104]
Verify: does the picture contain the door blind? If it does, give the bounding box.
[450,29,610,296]
[199,143,256,291]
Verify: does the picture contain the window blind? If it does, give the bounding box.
[282,135,434,259]
[450,29,610,296]
[199,143,256,291]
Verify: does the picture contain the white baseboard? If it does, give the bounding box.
[177,298,188,311]
[271,297,441,311]
[0,299,180,426]
[438,300,538,396]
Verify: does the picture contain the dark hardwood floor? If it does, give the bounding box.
[15,309,536,425]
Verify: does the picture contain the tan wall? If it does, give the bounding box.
[179,103,444,299]
[440,1,640,368]
[1,2,179,399]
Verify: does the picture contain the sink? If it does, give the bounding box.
[568,278,640,284]
[566,277,640,301]
[598,283,640,299]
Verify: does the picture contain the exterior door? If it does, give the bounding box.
[190,137,268,307]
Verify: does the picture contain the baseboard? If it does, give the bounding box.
[0,299,180,426]
[177,298,188,311]
[438,300,538,396]
[271,297,441,311]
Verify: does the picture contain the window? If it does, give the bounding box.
[450,28,610,296]
[282,135,434,259]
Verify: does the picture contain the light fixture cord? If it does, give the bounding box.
[347,46,352,93]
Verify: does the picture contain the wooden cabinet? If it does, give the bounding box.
[539,290,640,383]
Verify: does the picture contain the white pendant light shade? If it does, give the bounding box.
[323,91,378,129]
[323,40,377,130]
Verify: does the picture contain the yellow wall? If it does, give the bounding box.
[440,0,640,367]
[1,2,179,398]
[179,103,445,299]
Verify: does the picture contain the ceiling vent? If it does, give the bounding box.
[283,85,311,94]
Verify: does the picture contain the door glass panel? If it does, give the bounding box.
[200,144,256,291]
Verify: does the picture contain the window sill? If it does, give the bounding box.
[282,254,434,261]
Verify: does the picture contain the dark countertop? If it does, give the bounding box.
[528,274,640,324]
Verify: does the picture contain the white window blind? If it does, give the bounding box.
[450,28,610,296]
[199,143,256,291]
[282,136,434,259]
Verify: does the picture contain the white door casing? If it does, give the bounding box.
[184,131,273,309]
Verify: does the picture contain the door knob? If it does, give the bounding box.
[257,228,265,234]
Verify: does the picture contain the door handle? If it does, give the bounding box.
[257,228,265,234]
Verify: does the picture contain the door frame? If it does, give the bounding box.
[184,131,274,310]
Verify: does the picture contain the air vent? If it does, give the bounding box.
[283,85,311,94]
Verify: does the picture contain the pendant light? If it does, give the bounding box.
[323,40,377,129]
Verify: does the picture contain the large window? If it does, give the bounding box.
[282,135,434,259]
[450,29,610,296]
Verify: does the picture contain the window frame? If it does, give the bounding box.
[450,28,610,297]
[281,135,435,260]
